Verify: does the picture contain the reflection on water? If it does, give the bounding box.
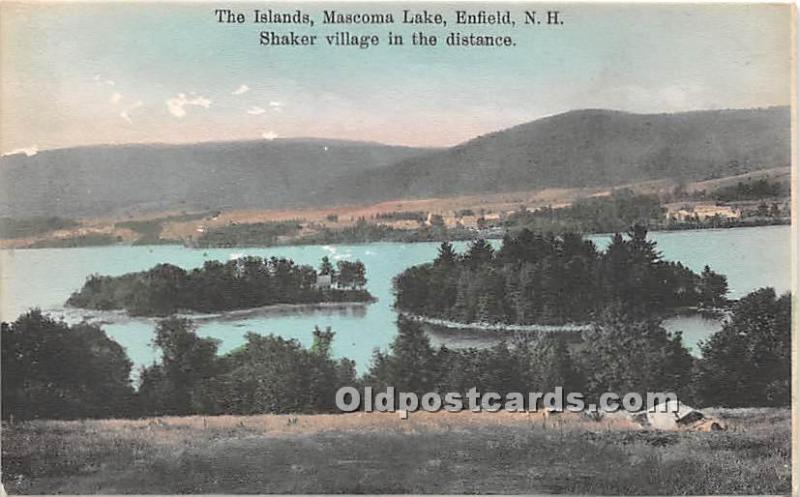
[425,314,724,359]
[189,303,371,323]
[0,225,790,374]
[663,313,725,357]
[424,324,583,350]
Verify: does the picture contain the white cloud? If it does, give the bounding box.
[120,101,143,124]
[3,146,38,157]
[93,74,115,87]
[232,84,250,95]
[261,130,278,141]
[110,92,122,104]
[269,101,283,109]
[166,93,212,118]
[247,106,266,115]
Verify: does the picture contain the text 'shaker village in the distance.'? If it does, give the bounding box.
[213,8,565,48]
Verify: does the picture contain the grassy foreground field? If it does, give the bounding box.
[1,408,791,494]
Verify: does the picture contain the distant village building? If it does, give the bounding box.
[694,204,741,220]
[459,215,480,229]
[315,274,332,289]
[667,203,741,222]
[423,211,502,230]
[379,219,421,230]
[441,216,459,228]
[424,213,445,227]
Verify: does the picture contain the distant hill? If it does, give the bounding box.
[0,140,430,218]
[328,107,790,203]
[0,107,790,219]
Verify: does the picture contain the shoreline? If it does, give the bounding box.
[402,305,728,334]
[1,219,790,250]
[61,300,376,324]
[401,313,592,332]
[183,300,376,322]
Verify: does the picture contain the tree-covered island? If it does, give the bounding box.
[394,226,728,326]
[67,256,373,317]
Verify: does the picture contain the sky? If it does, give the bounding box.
[0,2,793,154]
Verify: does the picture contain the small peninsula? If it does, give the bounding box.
[394,226,729,327]
[67,256,373,317]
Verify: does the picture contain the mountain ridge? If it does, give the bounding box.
[1,106,790,219]
[328,106,790,204]
[0,139,429,218]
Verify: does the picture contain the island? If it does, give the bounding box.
[67,256,373,317]
[394,226,729,327]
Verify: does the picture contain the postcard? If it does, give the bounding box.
[0,1,795,495]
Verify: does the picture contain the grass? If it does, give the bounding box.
[1,408,791,494]
[116,211,215,245]
[25,233,121,248]
[0,217,78,239]
[195,220,303,247]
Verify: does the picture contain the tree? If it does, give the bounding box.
[352,261,367,288]
[137,263,187,316]
[579,306,693,402]
[336,260,367,289]
[428,214,445,227]
[139,317,221,415]
[219,329,354,414]
[434,241,458,266]
[393,264,433,314]
[311,325,335,357]
[395,229,726,326]
[1,310,135,420]
[366,318,437,394]
[450,270,476,323]
[693,288,791,407]
[464,239,494,268]
[513,334,584,397]
[319,256,335,277]
[68,255,372,315]
[698,265,728,308]
[625,224,661,266]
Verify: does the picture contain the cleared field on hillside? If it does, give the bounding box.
[1,408,791,494]
[1,165,791,249]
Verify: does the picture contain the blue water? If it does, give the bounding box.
[0,225,791,375]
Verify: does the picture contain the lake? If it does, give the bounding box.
[0,225,791,375]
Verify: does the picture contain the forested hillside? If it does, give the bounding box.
[1,107,788,219]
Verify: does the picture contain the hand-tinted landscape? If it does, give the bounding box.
[1,106,792,494]
[1,107,791,249]
[0,2,794,495]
